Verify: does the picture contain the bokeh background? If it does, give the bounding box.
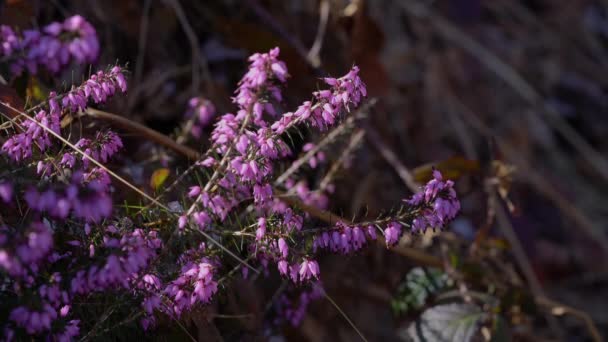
[3,0,608,340]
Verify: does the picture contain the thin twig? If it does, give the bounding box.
[128,65,191,107]
[317,284,368,342]
[494,192,565,339]
[362,122,419,193]
[319,129,365,190]
[535,296,603,342]
[274,117,355,186]
[307,0,330,68]
[164,0,213,96]
[84,108,201,160]
[128,0,153,110]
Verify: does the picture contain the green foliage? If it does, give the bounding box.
[391,267,451,315]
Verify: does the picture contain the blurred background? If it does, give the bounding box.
[3,0,608,340]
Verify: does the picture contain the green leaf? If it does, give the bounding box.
[403,303,486,342]
[392,267,450,315]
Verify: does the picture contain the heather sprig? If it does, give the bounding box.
[1,66,127,164]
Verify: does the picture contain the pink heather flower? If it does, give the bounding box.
[200,157,216,167]
[277,259,288,276]
[192,211,211,230]
[188,186,201,198]
[74,67,128,108]
[298,259,320,282]
[253,183,273,203]
[178,215,188,230]
[236,134,250,154]
[59,305,70,317]
[289,264,299,283]
[351,226,366,249]
[256,218,266,240]
[384,222,402,247]
[278,238,289,258]
[63,131,123,170]
[366,225,377,240]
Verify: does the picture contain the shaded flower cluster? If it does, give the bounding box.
[24,172,112,222]
[0,221,53,279]
[271,282,323,327]
[0,15,99,76]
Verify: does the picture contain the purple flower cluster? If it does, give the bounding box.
[1,109,60,162]
[164,260,218,317]
[406,170,461,233]
[0,15,99,76]
[1,66,127,163]
[180,48,367,295]
[310,171,460,250]
[313,221,377,254]
[61,130,123,169]
[271,66,366,133]
[234,47,286,124]
[161,243,218,317]
[55,66,127,112]
[186,97,216,139]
